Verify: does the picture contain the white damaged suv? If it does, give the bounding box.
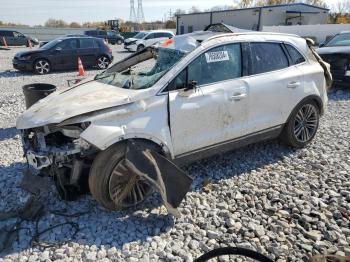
[17,30,330,213]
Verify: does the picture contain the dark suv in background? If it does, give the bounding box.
[13,36,113,74]
[0,30,39,47]
[84,30,124,45]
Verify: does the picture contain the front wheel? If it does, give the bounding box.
[281,101,320,148]
[97,56,110,70]
[34,59,51,74]
[137,44,144,52]
[89,142,153,211]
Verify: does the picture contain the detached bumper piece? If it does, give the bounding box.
[124,142,193,217]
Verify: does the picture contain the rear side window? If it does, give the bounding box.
[0,31,14,37]
[249,42,289,75]
[188,43,242,86]
[285,44,305,65]
[80,39,95,48]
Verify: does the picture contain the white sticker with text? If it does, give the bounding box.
[205,51,230,63]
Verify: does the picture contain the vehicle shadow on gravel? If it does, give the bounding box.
[184,139,294,192]
[0,70,32,78]
[0,127,18,142]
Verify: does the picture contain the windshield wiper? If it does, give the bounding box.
[95,72,117,80]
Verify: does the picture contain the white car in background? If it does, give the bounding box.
[17,30,331,214]
[124,30,174,52]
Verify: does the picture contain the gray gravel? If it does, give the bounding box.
[0,46,349,261]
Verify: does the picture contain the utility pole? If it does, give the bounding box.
[129,0,136,22]
[137,0,145,23]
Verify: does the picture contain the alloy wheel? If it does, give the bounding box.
[293,104,318,143]
[98,56,109,69]
[35,60,50,74]
[108,159,151,208]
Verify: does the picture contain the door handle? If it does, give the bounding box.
[287,81,300,89]
[229,93,247,101]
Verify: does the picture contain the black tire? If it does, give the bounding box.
[97,56,110,70]
[117,39,123,45]
[137,44,144,52]
[34,59,51,75]
[88,140,162,211]
[281,101,320,148]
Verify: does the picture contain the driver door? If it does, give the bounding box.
[168,43,250,156]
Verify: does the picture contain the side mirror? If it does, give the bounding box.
[179,80,197,97]
[184,80,197,91]
[319,42,325,47]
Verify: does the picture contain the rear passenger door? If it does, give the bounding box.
[245,42,304,134]
[78,38,99,67]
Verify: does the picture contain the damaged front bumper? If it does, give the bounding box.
[21,124,93,170]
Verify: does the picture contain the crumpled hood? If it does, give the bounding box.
[16,81,153,129]
[316,46,350,55]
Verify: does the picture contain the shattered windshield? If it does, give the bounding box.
[325,33,350,47]
[96,48,187,90]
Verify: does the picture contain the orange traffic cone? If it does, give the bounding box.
[2,37,8,48]
[77,57,85,77]
[28,39,32,49]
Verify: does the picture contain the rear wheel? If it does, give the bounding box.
[117,39,123,45]
[281,101,320,148]
[89,141,161,211]
[34,59,51,75]
[97,56,110,70]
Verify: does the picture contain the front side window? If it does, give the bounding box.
[56,39,78,50]
[325,33,350,47]
[188,43,242,86]
[13,32,24,38]
[285,44,305,65]
[249,42,289,75]
[145,33,155,40]
[79,39,94,49]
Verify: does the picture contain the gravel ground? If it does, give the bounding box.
[0,45,349,262]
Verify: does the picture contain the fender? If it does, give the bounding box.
[80,124,174,159]
[285,94,324,124]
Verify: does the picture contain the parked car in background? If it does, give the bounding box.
[124,30,174,52]
[16,31,330,212]
[317,31,350,86]
[84,30,124,45]
[0,30,39,47]
[13,36,113,74]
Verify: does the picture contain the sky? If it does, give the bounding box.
[0,0,343,26]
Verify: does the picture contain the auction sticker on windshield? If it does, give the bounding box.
[205,51,230,63]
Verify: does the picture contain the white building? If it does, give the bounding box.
[176,3,329,34]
